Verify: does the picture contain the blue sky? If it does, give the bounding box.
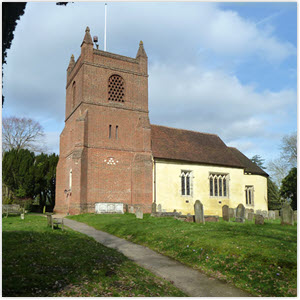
[2,2,297,171]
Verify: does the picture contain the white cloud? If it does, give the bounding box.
[149,63,296,144]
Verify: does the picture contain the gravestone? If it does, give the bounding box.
[235,204,245,223]
[255,214,264,225]
[262,210,268,219]
[185,214,194,223]
[157,204,162,212]
[222,205,230,222]
[281,203,294,225]
[245,208,252,219]
[268,210,275,220]
[248,212,254,221]
[205,215,219,222]
[194,200,205,224]
[274,210,280,219]
[294,210,297,222]
[229,208,235,218]
[125,204,129,213]
[129,206,134,214]
[136,208,143,219]
[152,203,157,213]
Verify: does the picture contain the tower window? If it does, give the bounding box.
[72,81,76,108]
[109,125,112,139]
[108,75,125,102]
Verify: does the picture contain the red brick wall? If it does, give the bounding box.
[55,35,153,215]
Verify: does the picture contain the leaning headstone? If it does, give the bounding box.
[248,212,254,221]
[151,203,157,213]
[268,210,275,220]
[129,206,134,214]
[236,204,245,223]
[229,208,235,218]
[222,205,230,222]
[255,214,264,225]
[157,204,162,212]
[281,204,294,225]
[274,210,280,219]
[194,200,205,224]
[136,208,143,219]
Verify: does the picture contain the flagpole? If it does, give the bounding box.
[104,3,107,51]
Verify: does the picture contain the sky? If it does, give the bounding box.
[2,1,297,171]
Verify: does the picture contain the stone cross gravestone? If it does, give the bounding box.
[129,206,134,214]
[248,212,254,221]
[255,214,264,225]
[229,208,235,218]
[152,202,157,213]
[222,205,230,222]
[194,200,205,224]
[281,203,294,225]
[157,204,162,212]
[268,210,275,220]
[236,204,245,223]
[136,207,143,219]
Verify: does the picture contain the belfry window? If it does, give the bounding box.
[245,186,254,205]
[209,173,229,197]
[181,171,192,196]
[72,81,76,108]
[108,75,125,102]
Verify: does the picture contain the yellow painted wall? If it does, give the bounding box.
[153,159,268,216]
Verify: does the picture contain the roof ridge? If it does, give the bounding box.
[151,124,219,137]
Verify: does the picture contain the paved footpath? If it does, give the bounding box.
[64,218,251,297]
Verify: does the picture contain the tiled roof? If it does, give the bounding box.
[228,147,268,176]
[151,125,245,168]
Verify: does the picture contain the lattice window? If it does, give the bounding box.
[209,173,229,197]
[245,186,254,205]
[108,75,125,102]
[181,171,192,196]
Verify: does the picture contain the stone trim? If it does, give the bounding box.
[93,49,139,64]
[65,101,149,122]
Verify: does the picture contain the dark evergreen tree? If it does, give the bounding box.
[251,155,266,169]
[280,167,297,211]
[267,178,282,210]
[2,149,35,198]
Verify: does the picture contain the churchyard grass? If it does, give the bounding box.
[68,213,297,297]
[2,215,186,297]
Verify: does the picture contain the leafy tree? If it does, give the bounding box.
[2,116,45,153]
[280,132,297,167]
[280,167,297,211]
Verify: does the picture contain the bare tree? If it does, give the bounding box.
[2,116,46,153]
[280,132,297,167]
[267,132,297,188]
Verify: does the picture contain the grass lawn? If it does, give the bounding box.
[68,213,297,297]
[2,215,186,297]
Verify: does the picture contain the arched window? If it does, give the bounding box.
[108,75,125,102]
[72,81,76,108]
[209,173,229,198]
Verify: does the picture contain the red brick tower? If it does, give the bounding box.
[55,27,153,215]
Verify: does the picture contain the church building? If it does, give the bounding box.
[54,27,268,216]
